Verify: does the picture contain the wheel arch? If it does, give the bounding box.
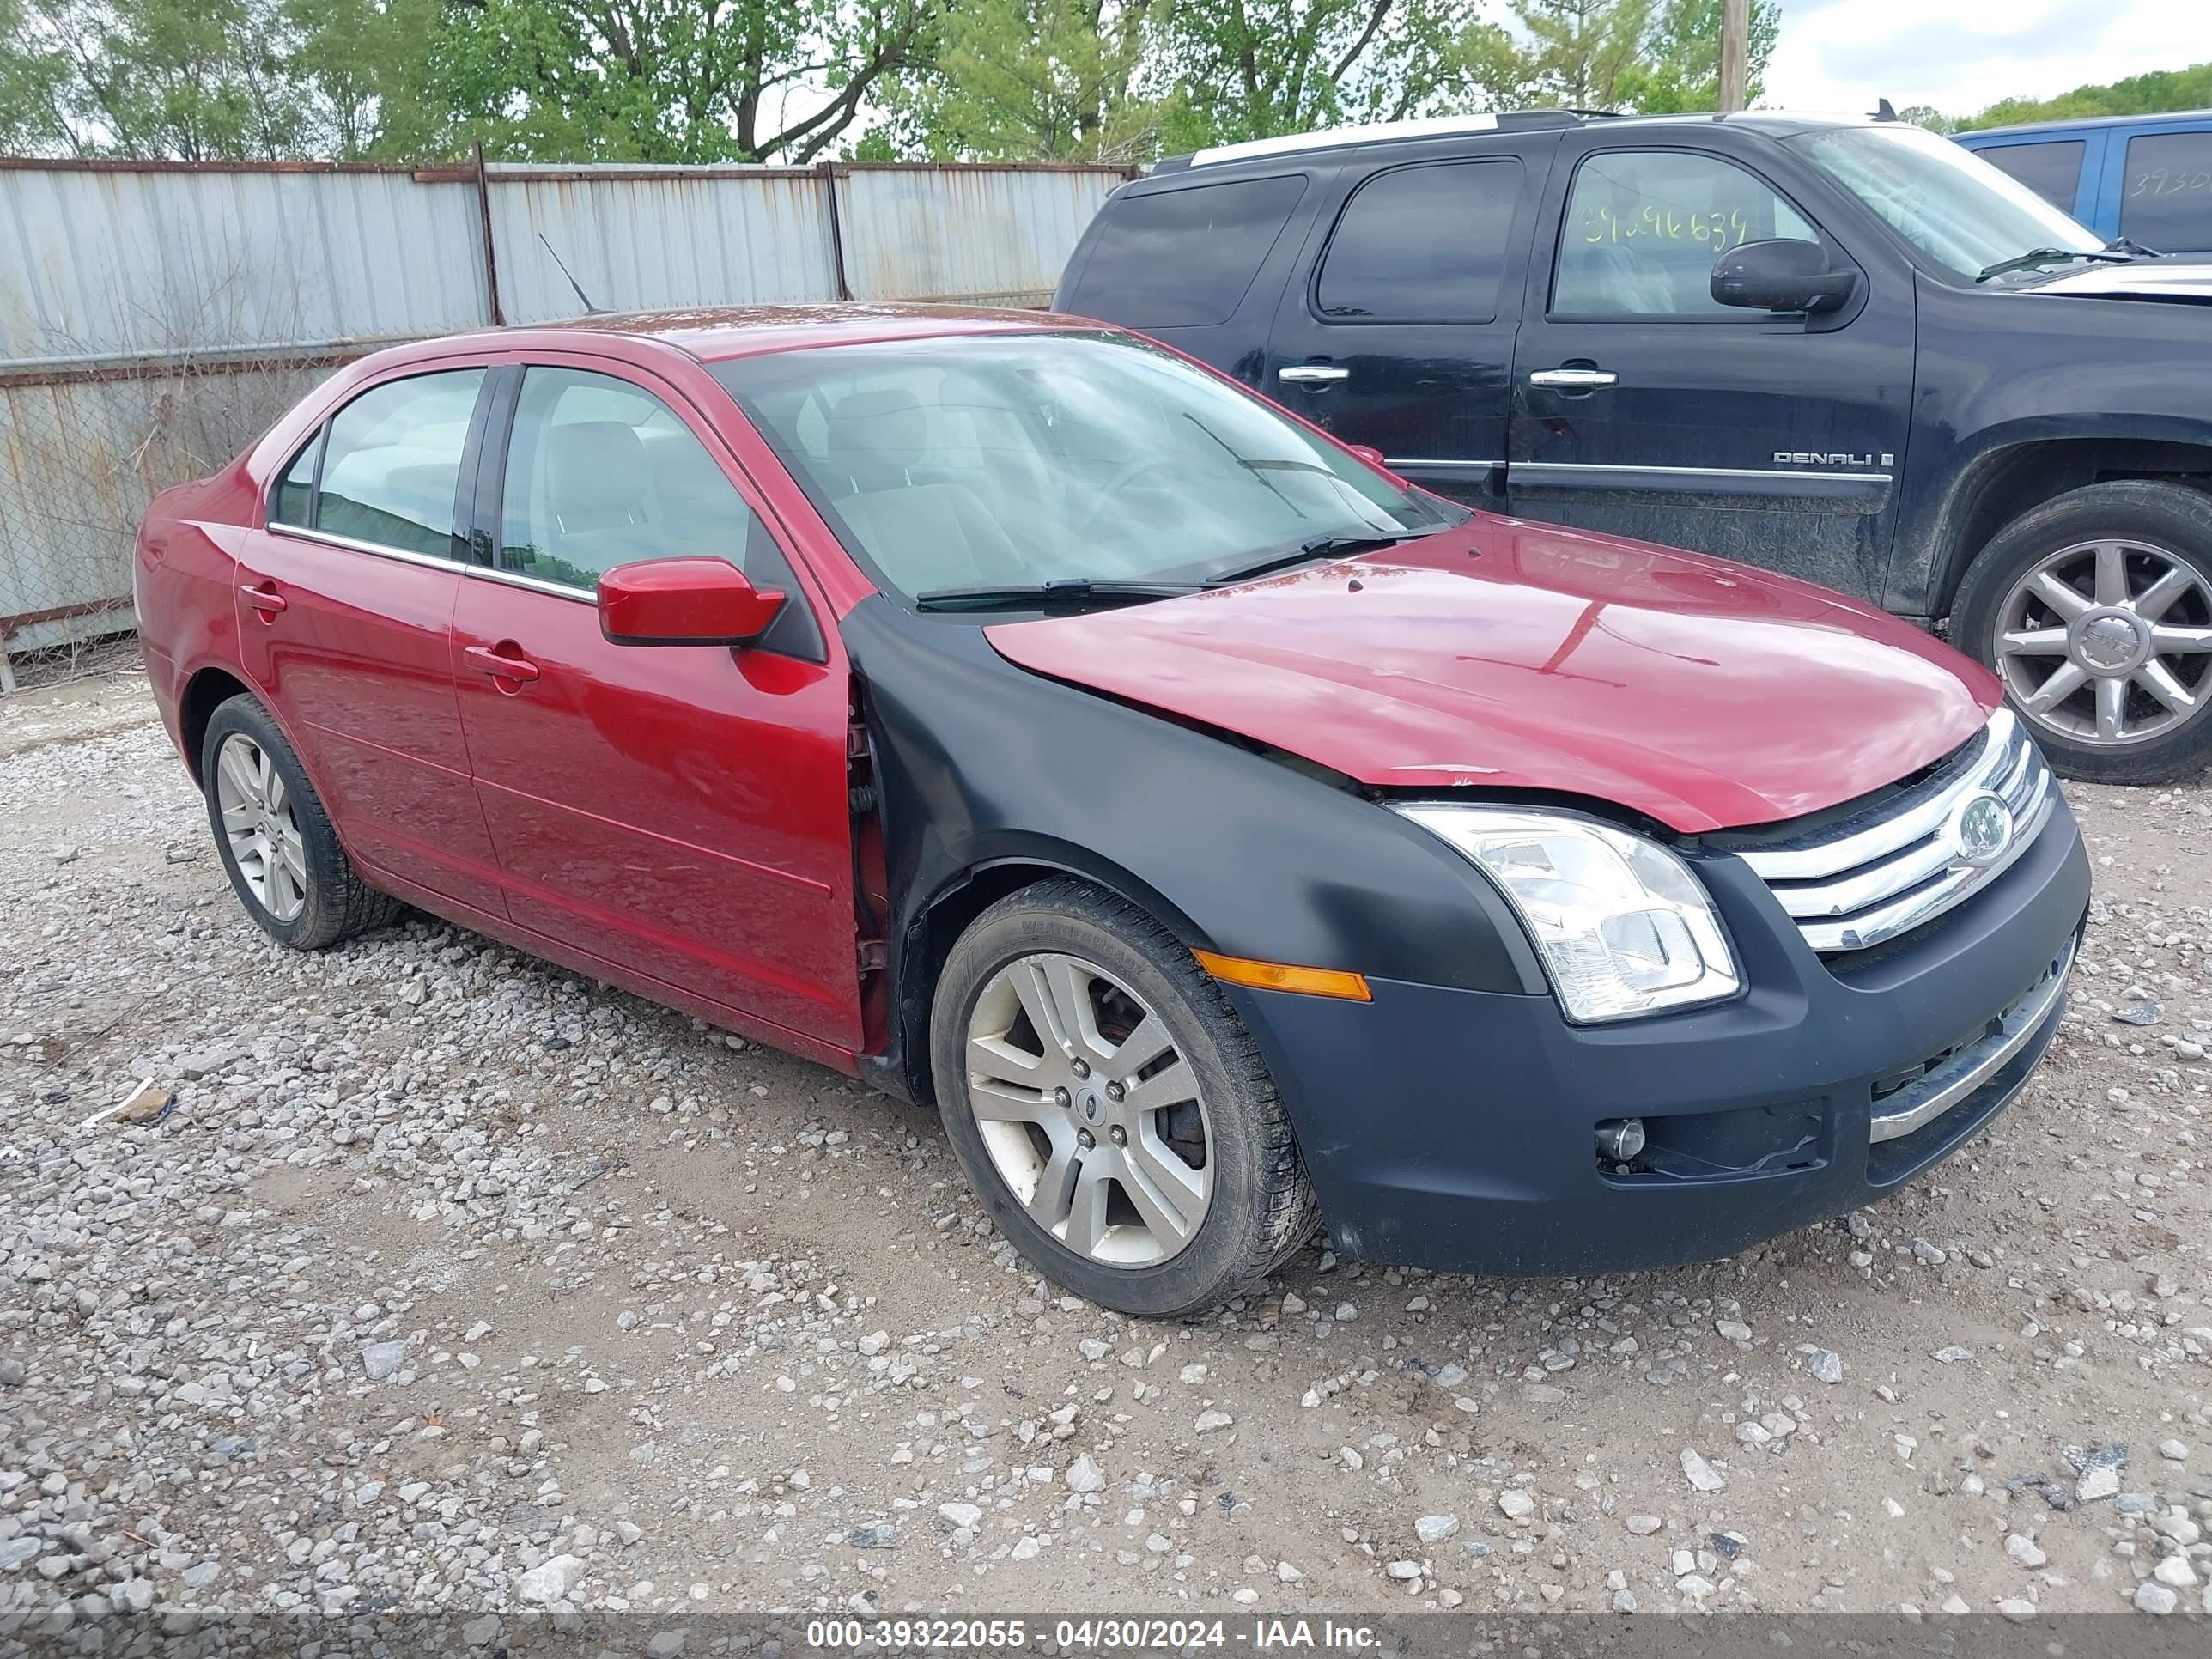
[1929,435,2212,618]
[878,842,1211,1108]
[178,664,258,785]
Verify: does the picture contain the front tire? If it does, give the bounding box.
[930,878,1318,1319]
[1954,480,2212,783]
[200,695,402,950]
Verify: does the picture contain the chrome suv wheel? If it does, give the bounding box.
[931,878,1317,1319]
[1957,480,2212,784]
[1994,538,2212,747]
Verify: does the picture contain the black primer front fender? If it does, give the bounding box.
[841,598,1545,1098]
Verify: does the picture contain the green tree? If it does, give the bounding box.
[283,0,445,160]
[1152,0,1531,150]
[1612,0,1779,112]
[1512,0,1648,110]
[882,0,1168,162]
[423,0,934,162]
[0,0,74,152]
[1960,63,2212,131]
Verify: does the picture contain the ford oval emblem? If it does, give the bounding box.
[1952,792,2015,870]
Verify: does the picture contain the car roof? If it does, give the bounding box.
[1148,108,1887,175]
[1959,108,2212,140]
[378,303,1096,369]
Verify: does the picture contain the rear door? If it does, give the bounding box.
[1504,135,1916,601]
[234,364,507,915]
[1264,144,1549,501]
[450,354,860,1051]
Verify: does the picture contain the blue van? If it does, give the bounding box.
[1956,112,2212,255]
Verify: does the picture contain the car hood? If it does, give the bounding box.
[983,515,2000,833]
[2027,258,2212,302]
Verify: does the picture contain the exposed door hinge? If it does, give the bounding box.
[847,720,872,761]
[856,939,888,974]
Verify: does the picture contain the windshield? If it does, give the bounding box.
[1786,124,2106,281]
[712,331,1460,604]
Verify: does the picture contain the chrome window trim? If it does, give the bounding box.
[1386,457,1504,474]
[1512,460,1893,484]
[1869,937,2075,1144]
[263,524,598,605]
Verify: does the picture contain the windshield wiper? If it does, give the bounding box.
[913,577,1201,612]
[1203,530,1431,588]
[1977,246,2133,283]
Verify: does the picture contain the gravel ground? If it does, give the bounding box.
[4,667,2212,1629]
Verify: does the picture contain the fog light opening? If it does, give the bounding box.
[1595,1116,1647,1162]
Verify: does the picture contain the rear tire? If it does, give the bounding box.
[1954,480,2212,783]
[200,694,403,950]
[930,878,1318,1319]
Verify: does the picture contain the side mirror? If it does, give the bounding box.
[598,557,786,647]
[1710,240,1861,314]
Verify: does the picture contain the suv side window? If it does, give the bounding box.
[1977,139,2085,212]
[1554,150,1817,318]
[313,370,486,557]
[2121,131,2212,249]
[1315,160,1522,323]
[1061,175,1308,328]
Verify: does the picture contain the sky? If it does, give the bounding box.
[1762,0,2212,121]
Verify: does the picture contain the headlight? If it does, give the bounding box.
[1395,805,1740,1023]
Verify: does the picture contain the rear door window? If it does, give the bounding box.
[2121,131,2212,248]
[314,370,486,557]
[1062,175,1308,327]
[1974,139,2086,212]
[1315,160,1523,323]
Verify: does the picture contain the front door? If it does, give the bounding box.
[234,365,507,915]
[1264,152,1540,502]
[450,358,860,1050]
[1506,139,1916,602]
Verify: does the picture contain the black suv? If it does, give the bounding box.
[1054,110,2212,783]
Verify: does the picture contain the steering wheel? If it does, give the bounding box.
[1070,455,1192,544]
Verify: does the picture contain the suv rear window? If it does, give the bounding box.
[1315,160,1522,323]
[2121,131,2212,249]
[1063,175,1307,328]
[1975,139,2085,212]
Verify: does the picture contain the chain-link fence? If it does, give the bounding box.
[0,357,343,690]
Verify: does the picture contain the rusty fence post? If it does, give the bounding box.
[816,160,853,301]
[473,142,505,325]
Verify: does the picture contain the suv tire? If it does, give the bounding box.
[1955,479,2212,783]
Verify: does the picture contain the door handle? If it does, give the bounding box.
[1528,367,1619,389]
[240,582,287,615]
[464,643,540,684]
[1278,364,1350,385]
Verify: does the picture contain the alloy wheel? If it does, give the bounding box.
[964,952,1212,1267]
[213,732,308,921]
[1996,538,2212,747]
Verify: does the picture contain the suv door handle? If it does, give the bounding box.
[1278,364,1350,385]
[464,643,540,684]
[1528,367,1619,389]
[240,581,287,615]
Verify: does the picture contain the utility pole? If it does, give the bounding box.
[1719,0,1749,111]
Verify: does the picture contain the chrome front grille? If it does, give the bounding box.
[1735,710,2056,954]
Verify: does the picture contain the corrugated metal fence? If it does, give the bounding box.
[0,156,1128,684]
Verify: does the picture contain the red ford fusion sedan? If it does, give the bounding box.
[135,306,2088,1317]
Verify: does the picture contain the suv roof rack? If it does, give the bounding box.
[1154,108,1604,174]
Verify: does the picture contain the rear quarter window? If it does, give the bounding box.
[1062,174,1308,328]
[2121,131,2212,249]
[1972,139,2085,212]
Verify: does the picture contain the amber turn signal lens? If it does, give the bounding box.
[1191,949,1371,1001]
